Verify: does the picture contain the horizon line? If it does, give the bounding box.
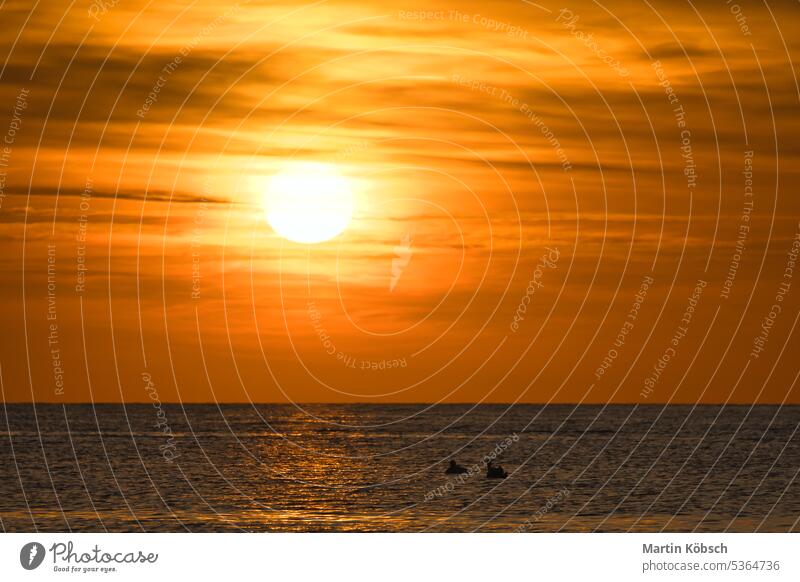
[2,401,797,406]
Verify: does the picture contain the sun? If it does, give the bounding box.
[261,162,354,244]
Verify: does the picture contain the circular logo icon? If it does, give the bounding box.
[20,542,46,570]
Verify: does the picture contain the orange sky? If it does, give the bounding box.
[1,0,799,403]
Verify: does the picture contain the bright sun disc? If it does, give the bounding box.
[262,162,354,244]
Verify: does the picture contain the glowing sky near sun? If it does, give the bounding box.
[0,0,798,404]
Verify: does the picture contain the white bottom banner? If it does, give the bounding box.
[1,533,797,581]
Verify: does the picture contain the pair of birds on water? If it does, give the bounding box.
[445,460,508,479]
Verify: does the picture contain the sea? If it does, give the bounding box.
[1,403,798,532]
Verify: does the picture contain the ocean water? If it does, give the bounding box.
[0,403,798,532]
